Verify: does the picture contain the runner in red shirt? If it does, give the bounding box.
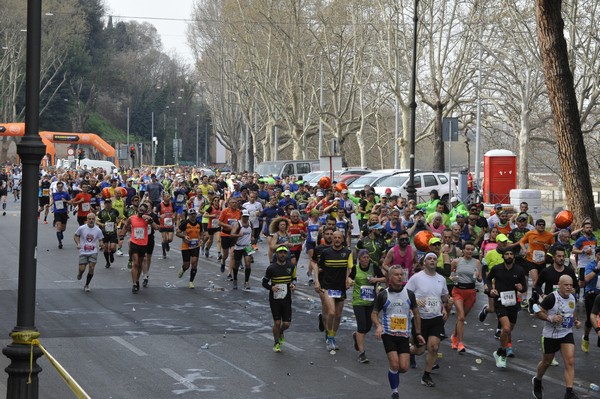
[72,184,93,226]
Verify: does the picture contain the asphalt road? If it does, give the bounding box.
[1,201,600,399]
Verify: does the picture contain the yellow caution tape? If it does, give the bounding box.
[11,331,91,399]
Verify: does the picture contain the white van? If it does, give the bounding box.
[78,159,117,175]
[255,160,320,178]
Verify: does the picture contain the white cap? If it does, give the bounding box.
[241,210,250,217]
[316,191,324,197]
[284,190,291,196]
[450,196,458,203]
[341,189,348,194]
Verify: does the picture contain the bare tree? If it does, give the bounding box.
[535,0,598,226]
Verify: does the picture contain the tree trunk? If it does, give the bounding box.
[535,0,598,227]
[432,103,444,171]
[518,104,530,188]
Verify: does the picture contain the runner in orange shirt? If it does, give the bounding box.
[218,197,242,275]
[72,184,93,226]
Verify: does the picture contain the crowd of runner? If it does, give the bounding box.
[2,163,599,399]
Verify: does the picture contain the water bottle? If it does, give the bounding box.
[590,383,600,392]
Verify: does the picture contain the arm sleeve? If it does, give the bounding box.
[539,293,556,311]
[262,266,272,290]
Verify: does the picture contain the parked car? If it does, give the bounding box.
[255,159,320,178]
[373,171,457,203]
[346,169,411,193]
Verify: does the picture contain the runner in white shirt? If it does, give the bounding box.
[405,252,450,388]
[243,193,264,249]
[73,213,104,292]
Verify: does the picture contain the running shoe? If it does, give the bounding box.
[84,285,90,292]
[326,337,336,351]
[143,277,149,288]
[117,249,123,256]
[457,342,466,353]
[582,336,589,353]
[506,347,514,358]
[273,343,281,353]
[358,352,369,364]
[478,305,488,322]
[166,242,170,251]
[494,329,501,339]
[105,262,111,269]
[493,350,507,369]
[451,334,459,350]
[308,278,314,286]
[244,282,250,290]
[279,332,285,345]
[318,314,325,332]
[132,284,139,294]
[58,243,63,249]
[550,358,559,366]
[227,273,233,281]
[332,337,338,350]
[564,390,579,399]
[352,332,359,351]
[532,376,543,399]
[220,263,225,273]
[178,268,184,278]
[421,374,435,387]
[391,393,400,399]
[189,281,195,289]
[77,270,83,280]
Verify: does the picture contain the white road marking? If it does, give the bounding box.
[259,333,304,352]
[200,349,266,393]
[110,336,147,356]
[161,368,217,395]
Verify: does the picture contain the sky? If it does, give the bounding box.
[103,0,195,63]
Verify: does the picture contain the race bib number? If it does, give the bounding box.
[244,245,255,255]
[273,284,288,300]
[211,219,219,228]
[133,227,145,240]
[561,316,574,329]
[290,234,301,244]
[359,285,375,301]
[310,231,318,241]
[177,194,184,202]
[55,200,64,210]
[228,218,237,226]
[423,296,441,314]
[500,291,517,306]
[390,314,408,333]
[188,239,199,248]
[82,203,90,212]
[105,222,115,232]
[327,289,342,299]
[42,189,49,196]
[164,217,173,227]
[533,250,545,263]
[553,284,559,292]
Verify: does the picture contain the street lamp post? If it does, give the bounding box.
[3,0,46,396]
[406,0,419,202]
[318,57,324,158]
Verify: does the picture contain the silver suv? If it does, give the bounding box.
[373,171,457,202]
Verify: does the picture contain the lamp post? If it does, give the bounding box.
[406,0,419,202]
[3,0,45,396]
[318,57,324,158]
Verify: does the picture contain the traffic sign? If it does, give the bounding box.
[67,148,75,156]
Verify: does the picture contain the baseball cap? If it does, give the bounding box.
[428,237,442,245]
[341,189,348,194]
[517,213,528,222]
[385,188,392,194]
[104,198,112,203]
[188,208,197,215]
[368,223,384,230]
[316,191,324,197]
[494,203,502,209]
[275,246,289,253]
[414,209,424,216]
[284,190,291,196]
[241,210,250,217]
[536,219,546,225]
[456,213,466,219]
[496,233,508,242]
[450,196,458,203]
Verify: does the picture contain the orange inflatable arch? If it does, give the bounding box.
[0,122,118,167]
